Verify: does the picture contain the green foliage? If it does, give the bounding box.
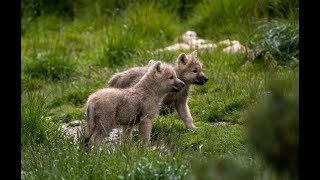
[246,78,298,178]
[187,0,298,40]
[190,158,254,180]
[22,139,190,179]
[48,84,93,108]
[158,0,202,19]
[22,0,75,19]
[249,20,299,63]
[97,2,182,68]
[126,157,189,179]
[48,104,84,123]
[21,72,44,91]
[99,25,145,68]
[21,0,298,179]
[258,0,299,19]
[21,92,58,146]
[22,52,77,81]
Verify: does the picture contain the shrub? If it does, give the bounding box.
[249,20,299,63]
[246,78,298,178]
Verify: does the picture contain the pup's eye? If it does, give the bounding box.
[193,69,198,73]
[169,75,174,79]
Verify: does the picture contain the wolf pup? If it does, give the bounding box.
[85,61,185,149]
[108,50,208,129]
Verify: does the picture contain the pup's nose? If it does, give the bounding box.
[181,82,185,87]
[204,76,209,81]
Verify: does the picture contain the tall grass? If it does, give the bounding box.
[187,0,299,41]
[21,91,58,146]
[22,52,77,81]
[22,138,190,179]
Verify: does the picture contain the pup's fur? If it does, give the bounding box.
[108,50,208,129]
[85,61,185,149]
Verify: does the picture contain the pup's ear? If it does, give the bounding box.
[153,61,163,74]
[177,53,188,65]
[190,50,197,57]
[147,60,157,66]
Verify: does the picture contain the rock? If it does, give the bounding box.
[59,123,83,143]
[222,43,247,54]
[69,120,82,127]
[212,121,229,126]
[59,122,123,144]
[182,31,198,43]
[156,31,249,54]
[160,43,191,51]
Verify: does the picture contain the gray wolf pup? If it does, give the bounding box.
[85,61,185,149]
[108,50,208,129]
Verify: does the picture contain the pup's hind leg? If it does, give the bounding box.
[122,125,133,140]
[87,128,107,150]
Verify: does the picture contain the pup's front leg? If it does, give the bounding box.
[175,98,196,129]
[138,117,152,145]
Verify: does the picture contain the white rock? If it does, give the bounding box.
[218,39,240,46]
[158,43,191,52]
[212,121,229,126]
[223,43,246,54]
[157,31,246,52]
[182,31,197,43]
[196,43,218,50]
[218,39,231,46]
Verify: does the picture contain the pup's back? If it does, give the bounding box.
[108,60,158,88]
[108,67,148,88]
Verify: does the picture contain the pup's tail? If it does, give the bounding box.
[84,102,94,148]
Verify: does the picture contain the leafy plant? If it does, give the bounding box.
[249,20,299,63]
[246,78,299,178]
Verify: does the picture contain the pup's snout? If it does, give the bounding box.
[173,80,185,92]
[195,75,208,85]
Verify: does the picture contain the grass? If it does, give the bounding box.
[249,19,299,64]
[21,0,298,179]
[22,139,190,179]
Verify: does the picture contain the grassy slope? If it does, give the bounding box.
[21,0,298,179]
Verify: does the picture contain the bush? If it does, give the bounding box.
[249,20,299,63]
[246,78,298,178]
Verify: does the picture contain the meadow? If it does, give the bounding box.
[21,0,299,179]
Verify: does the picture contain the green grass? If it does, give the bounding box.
[21,0,298,179]
[22,139,190,179]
